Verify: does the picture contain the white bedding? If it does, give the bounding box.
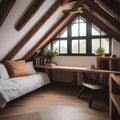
[0,72,50,108]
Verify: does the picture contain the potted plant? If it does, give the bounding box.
[95,47,105,56]
[45,49,58,63]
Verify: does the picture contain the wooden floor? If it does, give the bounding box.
[0,82,109,120]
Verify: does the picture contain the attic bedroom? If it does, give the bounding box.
[0,0,120,120]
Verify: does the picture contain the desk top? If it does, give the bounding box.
[34,65,120,74]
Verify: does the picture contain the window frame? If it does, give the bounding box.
[49,14,112,56]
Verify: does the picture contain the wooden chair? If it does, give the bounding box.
[78,73,105,108]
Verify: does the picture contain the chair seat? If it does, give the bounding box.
[78,80,105,108]
[82,81,104,90]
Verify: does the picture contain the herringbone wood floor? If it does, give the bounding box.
[0,82,109,120]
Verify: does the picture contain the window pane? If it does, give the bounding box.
[92,39,100,53]
[53,40,59,53]
[80,23,86,36]
[60,27,67,37]
[92,24,100,35]
[79,40,86,53]
[101,38,109,53]
[72,23,78,36]
[101,31,107,35]
[80,16,86,22]
[60,40,67,54]
[72,40,78,53]
[72,17,79,24]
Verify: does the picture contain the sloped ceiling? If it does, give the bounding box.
[0,0,120,62]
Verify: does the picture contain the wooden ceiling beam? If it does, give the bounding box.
[3,0,62,61]
[94,0,120,23]
[0,0,16,27]
[61,0,79,6]
[23,0,85,61]
[85,0,120,30]
[23,13,75,61]
[60,0,70,6]
[100,0,120,16]
[82,3,120,42]
[15,0,45,31]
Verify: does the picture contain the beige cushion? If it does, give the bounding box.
[5,60,30,77]
[26,61,36,74]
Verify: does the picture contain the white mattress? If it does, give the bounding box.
[0,72,50,108]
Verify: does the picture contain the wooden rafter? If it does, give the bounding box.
[82,3,120,41]
[85,0,120,29]
[94,0,120,23]
[100,0,120,16]
[0,0,16,27]
[15,0,45,31]
[3,0,62,61]
[23,13,75,61]
[23,0,85,61]
[60,0,70,6]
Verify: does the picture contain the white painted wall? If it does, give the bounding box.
[0,0,33,61]
[0,0,62,61]
[53,56,96,67]
[112,38,120,57]
[52,38,120,67]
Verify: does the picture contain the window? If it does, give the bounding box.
[72,39,86,54]
[46,14,111,56]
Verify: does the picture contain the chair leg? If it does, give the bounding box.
[78,86,85,98]
[89,90,95,108]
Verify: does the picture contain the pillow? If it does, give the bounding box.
[0,63,10,79]
[26,61,36,74]
[4,60,30,77]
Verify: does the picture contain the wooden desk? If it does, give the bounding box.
[34,65,120,85]
[34,65,120,74]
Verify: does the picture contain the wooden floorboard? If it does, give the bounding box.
[0,82,109,120]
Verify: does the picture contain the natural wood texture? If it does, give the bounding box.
[0,0,16,27]
[96,57,120,71]
[23,1,85,61]
[23,13,75,61]
[78,80,105,108]
[82,3,120,42]
[3,0,62,61]
[109,74,120,120]
[85,0,120,29]
[15,0,45,31]
[101,0,120,16]
[94,0,120,23]
[0,83,109,120]
[34,65,120,74]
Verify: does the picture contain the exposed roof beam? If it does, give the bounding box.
[23,13,75,61]
[61,0,78,6]
[23,0,85,61]
[15,0,45,31]
[62,0,85,12]
[94,0,120,23]
[0,0,16,27]
[85,0,120,30]
[3,0,62,61]
[100,0,120,16]
[63,8,83,14]
[82,3,120,41]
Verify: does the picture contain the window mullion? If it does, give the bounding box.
[68,24,71,54]
[86,20,91,55]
